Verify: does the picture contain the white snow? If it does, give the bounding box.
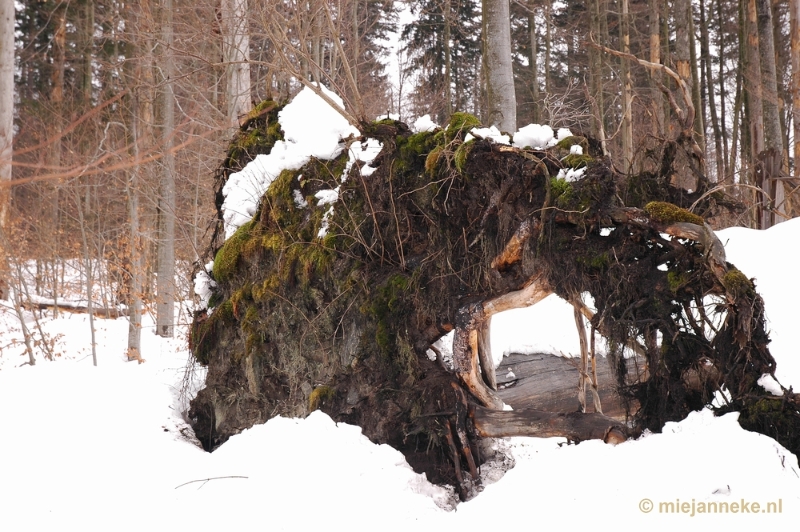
[314,188,339,206]
[220,84,359,239]
[758,374,784,396]
[292,188,308,208]
[556,166,586,182]
[570,144,583,155]
[513,123,556,149]
[193,261,216,310]
[467,126,510,145]
[412,114,439,133]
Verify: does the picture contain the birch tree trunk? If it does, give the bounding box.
[221,0,252,128]
[0,0,13,235]
[483,0,516,132]
[157,0,176,338]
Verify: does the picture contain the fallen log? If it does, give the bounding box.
[21,300,129,318]
[471,405,628,444]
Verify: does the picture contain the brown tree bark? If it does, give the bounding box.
[648,0,665,137]
[700,0,724,181]
[619,0,633,173]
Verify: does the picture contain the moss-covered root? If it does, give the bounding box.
[644,201,705,226]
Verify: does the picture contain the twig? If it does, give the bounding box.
[174,476,249,490]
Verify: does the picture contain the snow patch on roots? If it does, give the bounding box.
[194,261,216,310]
[221,84,360,239]
[412,114,439,133]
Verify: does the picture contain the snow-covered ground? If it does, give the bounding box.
[1,219,799,530]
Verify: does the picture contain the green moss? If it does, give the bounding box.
[549,177,574,207]
[722,268,755,298]
[425,145,444,176]
[644,201,705,226]
[445,112,481,141]
[308,385,335,411]
[362,274,413,364]
[556,135,589,152]
[577,252,610,270]
[667,271,688,293]
[213,220,256,283]
[226,101,283,169]
[562,153,593,169]
[454,139,474,174]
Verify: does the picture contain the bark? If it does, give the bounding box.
[82,0,95,102]
[619,0,633,173]
[528,3,540,124]
[483,0,517,132]
[0,0,12,234]
[545,1,552,107]
[221,0,253,128]
[689,7,705,155]
[471,406,626,443]
[716,0,731,179]
[157,0,176,337]
[756,0,784,155]
[648,0,664,137]
[792,0,800,180]
[745,0,765,158]
[443,0,453,116]
[700,0,723,181]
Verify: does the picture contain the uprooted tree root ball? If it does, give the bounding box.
[188,107,800,499]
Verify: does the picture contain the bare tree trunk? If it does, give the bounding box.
[589,0,607,153]
[688,6,705,155]
[528,3,540,124]
[544,0,553,122]
[483,0,517,132]
[75,189,98,366]
[0,0,13,238]
[443,0,452,116]
[221,0,253,128]
[756,0,783,155]
[700,0,723,181]
[792,0,800,180]
[157,0,176,337]
[745,0,765,157]
[716,0,731,178]
[82,0,95,102]
[648,0,664,137]
[745,0,767,226]
[619,0,633,173]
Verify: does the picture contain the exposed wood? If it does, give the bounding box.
[495,352,640,420]
[482,272,552,316]
[471,404,628,443]
[477,320,496,390]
